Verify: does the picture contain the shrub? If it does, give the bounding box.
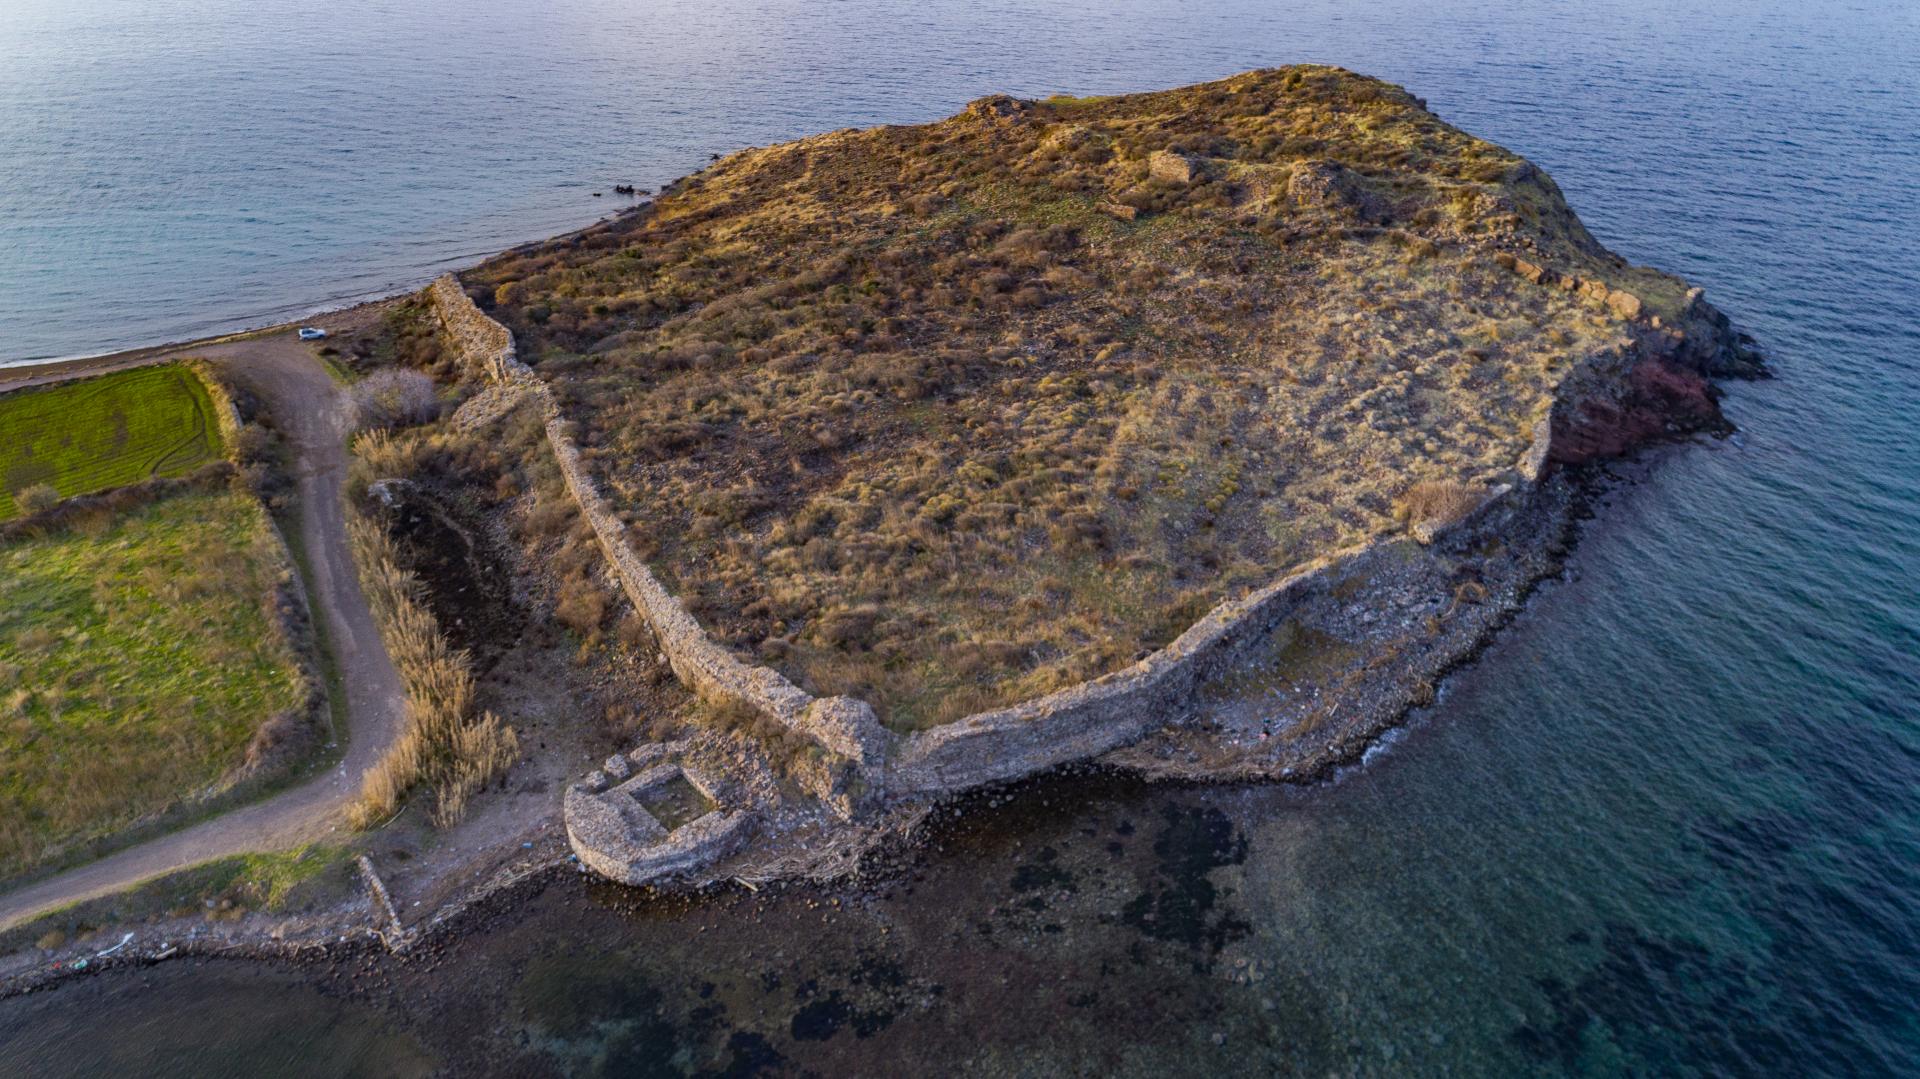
[1393,480,1486,531]
[352,369,440,430]
[12,484,60,515]
[554,571,610,638]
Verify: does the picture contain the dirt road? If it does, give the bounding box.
[0,332,406,931]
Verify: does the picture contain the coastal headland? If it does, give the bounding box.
[0,67,1760,985]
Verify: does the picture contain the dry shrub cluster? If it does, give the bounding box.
[1393,480,1487,532]
[464,65,1688,728]
[12,483,59,515]
[345,511,517,829]
[352,368,440,430]
[0,463,234,545]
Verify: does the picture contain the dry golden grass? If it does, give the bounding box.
[465,66,1689,729]
[1393,479,1487,532]
[344,507,517,830]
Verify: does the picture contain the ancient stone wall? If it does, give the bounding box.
[431,266,1713,804]
[425,276,891,788]
[427,275,525,384]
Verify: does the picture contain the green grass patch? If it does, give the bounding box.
[0,364,224,520]
[0,488,307,878]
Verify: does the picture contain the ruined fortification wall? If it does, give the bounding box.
[427,271,1536,799]
[431,265,1713,803]
[889,544,1377,792]
[427,275,525,384]
[890,487,1518,794]
[426,276,889,781]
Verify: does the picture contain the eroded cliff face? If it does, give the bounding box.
[1546,288,1762,467]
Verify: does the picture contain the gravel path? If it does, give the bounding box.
[0,332,406,931]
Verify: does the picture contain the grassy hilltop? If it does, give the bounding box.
[466,66,1693,729]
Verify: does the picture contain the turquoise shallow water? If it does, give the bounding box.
[3,0,1918,1075]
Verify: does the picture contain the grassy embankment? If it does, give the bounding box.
[468,65,1677,729]
[0,363,223,520]
[0,364,315,879]
[0,843,353,952]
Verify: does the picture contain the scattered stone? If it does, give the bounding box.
[1285,159,1383,222]
[966,95,1031,124]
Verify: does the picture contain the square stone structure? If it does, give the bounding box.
[565,750,753,886]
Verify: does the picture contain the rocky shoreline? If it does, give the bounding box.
[0,122,1765,997]
[0,356,1754,1003]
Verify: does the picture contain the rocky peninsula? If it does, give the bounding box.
[0,67,1761,983]
[436,66,1760,887]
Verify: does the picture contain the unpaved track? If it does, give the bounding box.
[0,333,406,931]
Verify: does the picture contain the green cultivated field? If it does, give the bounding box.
[0,488,307,877]
[0,363,225,520]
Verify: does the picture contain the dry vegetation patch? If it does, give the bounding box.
[344,439,519,830]
[465,66,1688,729]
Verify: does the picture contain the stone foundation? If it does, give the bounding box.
[564,744,755,886]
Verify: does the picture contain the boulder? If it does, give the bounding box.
[1607,289,1644,321]
[966,95,1031,124]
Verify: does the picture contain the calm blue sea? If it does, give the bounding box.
[3,0,1918,1075]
